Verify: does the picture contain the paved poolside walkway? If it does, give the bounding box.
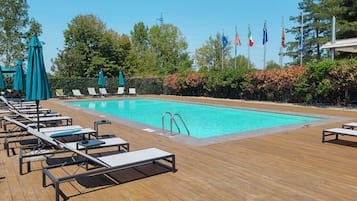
[1,95,357,201]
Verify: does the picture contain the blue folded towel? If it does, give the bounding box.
[50,129,82,137]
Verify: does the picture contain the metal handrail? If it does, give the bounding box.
[173,113,190,136]
[162,112,173,134]
[162,112,190,136]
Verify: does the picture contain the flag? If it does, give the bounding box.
[281,25,286,48]
[222,35,228,50]
[248,27,254,47]
[263,22,268,45]
[235,31,241,46]
[300,32,304,53]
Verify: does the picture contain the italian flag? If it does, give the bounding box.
[248,29,254,47]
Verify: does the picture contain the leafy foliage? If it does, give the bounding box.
[51,15,132,78]
[286,0,357,64]
[0,0,42,66]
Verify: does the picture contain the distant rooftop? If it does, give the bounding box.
[321,37,357,53]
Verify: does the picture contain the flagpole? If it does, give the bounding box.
[248,25,250,69]
[300,12,303,66]
[263,20,267,69]
[280,16,284,67]
[235,26,237,69]
[221,31,224,71]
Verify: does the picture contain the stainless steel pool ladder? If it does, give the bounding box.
[162,112,190,136]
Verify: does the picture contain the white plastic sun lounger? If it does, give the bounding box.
[87,87,99,97]
[117,86,125,95]
[128,87,136,95]
[72,89,84,98]
[322,128,357,142]
[99,88,110,96]
[342,122,357,129]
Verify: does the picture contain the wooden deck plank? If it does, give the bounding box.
[2,95,357,200]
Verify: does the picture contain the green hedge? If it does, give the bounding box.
[48,77,163,96]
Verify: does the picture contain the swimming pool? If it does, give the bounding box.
[67,98,320,139]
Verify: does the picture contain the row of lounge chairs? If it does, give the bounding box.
[0,96,176,201]
[56,87,136,99]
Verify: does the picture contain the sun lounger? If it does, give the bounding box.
[342,122,357,129]
[129,87,136,95]
[99,88,110,96]
[4,118,129,175]
[117,86,125,95]
[3,109,72,133]
[55,89,68,99]
[72,89,84,98]
[42,139,175,201]
[322,128,357,142]
[87,87,99,97]
[0,96,47,111]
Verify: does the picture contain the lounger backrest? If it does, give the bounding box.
[99,88,107,94]
[129,88,136,95]
[27,127,64,148]
[0,96,15,109]
[72,89,82,96]
[60,140,110,167]
[56,89,64,96]
[4,116,29,129]
[88,88,97,95]
[9,108,32,121]
[117,87,124,95]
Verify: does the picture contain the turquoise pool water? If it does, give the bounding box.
[68,99,320,138]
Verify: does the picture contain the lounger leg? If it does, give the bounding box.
[172,155,176,172]
[19,149,23,175]
[322,131,326,143]
[335,134,339,140]
[55,182,60,201]
[42,170,46,187]
[4,138,9,156]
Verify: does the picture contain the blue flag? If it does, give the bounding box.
[222,35,228,50]
[263,22,268,45]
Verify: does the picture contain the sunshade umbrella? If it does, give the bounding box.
[13,59,25,91]
[118,70,125,86]
[13,59,26,105]
[26,35,51,131]
[0,67,5,90]
[98,70,106,87]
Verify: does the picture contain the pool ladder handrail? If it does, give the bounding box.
[162,112,190,136]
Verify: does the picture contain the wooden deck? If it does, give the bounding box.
[2,95,357,201]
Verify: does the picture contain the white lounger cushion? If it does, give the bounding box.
[324,128,357,136]
[29,116,71,122]
[97,148,172,167]
[65,137,128,150]
[45,128,95,137]
[40,125,82,133]
[343,122,357,128]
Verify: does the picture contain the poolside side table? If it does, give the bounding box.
[94,119,111,138]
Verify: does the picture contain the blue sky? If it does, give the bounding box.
[27,0,301,72]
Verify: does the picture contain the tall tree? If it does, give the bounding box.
[130,22,156,76]
[0,0,42,66]
[131,22,149,56]
[52,15,133,78]
[195,33,232,71]
[148,24,192,75]
[286,0,357,64]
